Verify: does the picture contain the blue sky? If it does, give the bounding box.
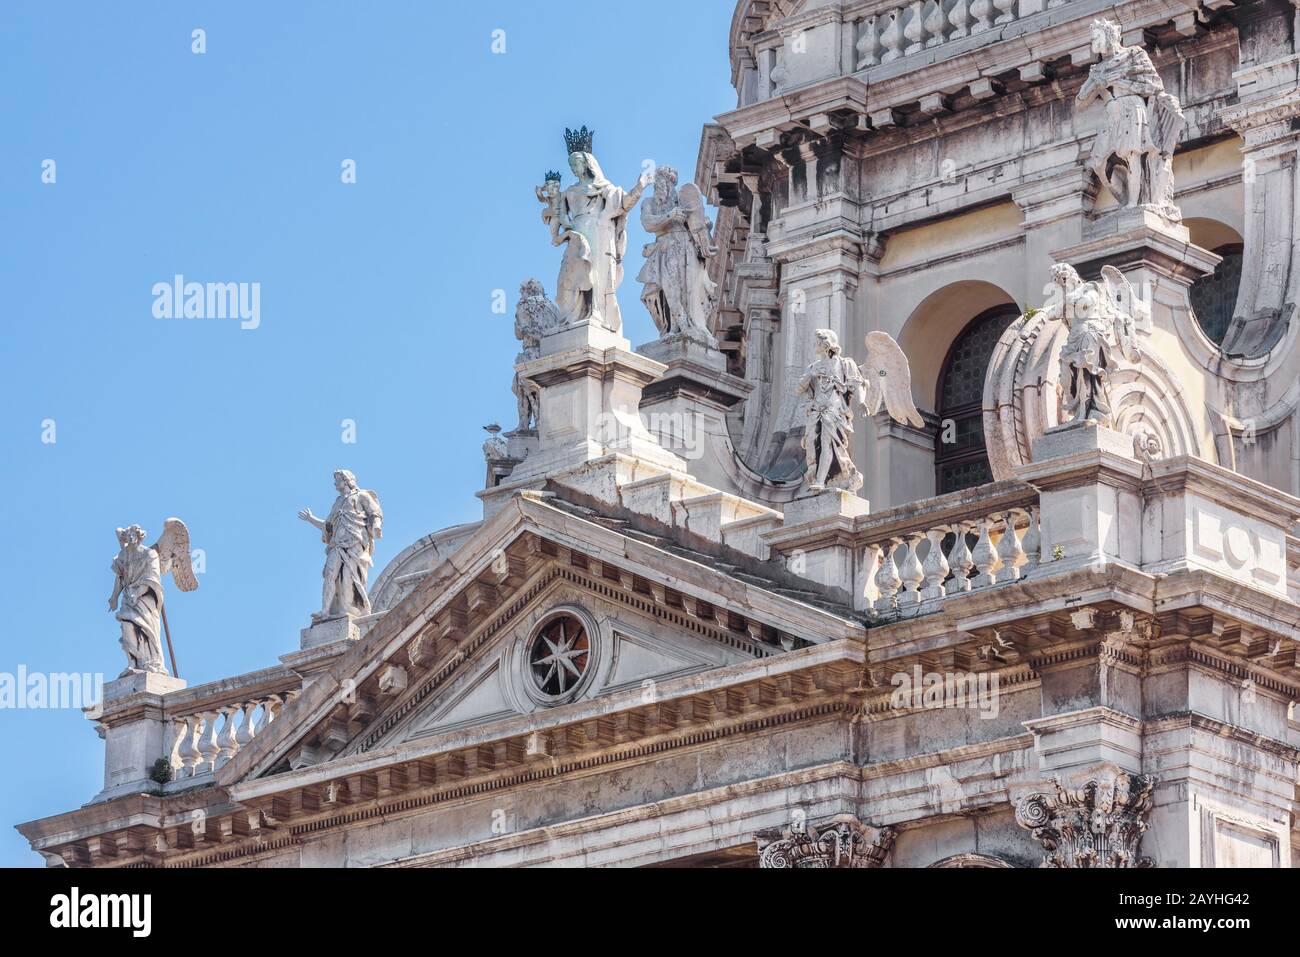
[0,1,737,866]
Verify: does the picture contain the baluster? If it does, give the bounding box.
[925,0,948,47]
[166,718,186,776]
[921,528,951,600]
[856,16,880,68]
[879,11,904,63]
[948,0,971,39]
[259,694,283,732]
[996,511,1028,581]
[178,715,202,778]
[874,539,904,613]
[197,709,220,774]
[993,0,1017,24]
[904,1,927,55]
[899,534,925,605]
[971,518,1002,588]
[947,523,974,592]
[215,707,239,767]
[235,701,258,749]
[1021,505,1042,572]
[970,0,994,32]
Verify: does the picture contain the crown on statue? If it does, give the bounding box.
[544,170,562,183]
[564,126,594,156]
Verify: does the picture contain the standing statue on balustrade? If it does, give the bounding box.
[535,127,651,334]
[795,329,924,494]
[108,519,198,677]
[1077,18,1185,218]
[636,165,719,346]
[298,470,383,622]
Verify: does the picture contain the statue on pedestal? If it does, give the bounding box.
[636,165,719,345]
[108,519,197,676]
[1077,18,1185,218]
[512,279,559,433]
[1039,264,1143,427]
[795,330,923,494]
[298,470,383,623]
[535,127,651,333]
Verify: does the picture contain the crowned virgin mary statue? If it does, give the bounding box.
[536,127,651,334]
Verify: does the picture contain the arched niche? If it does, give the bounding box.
[1184,218,1245,349]
[897,280,1019,414]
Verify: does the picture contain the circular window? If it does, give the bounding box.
[528,614,591,700]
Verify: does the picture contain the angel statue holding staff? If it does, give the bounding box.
[795,329,924,494]
[107,519,197,676]
[1039,263,1143,427]
[536,126,652,334]
[298,469,384,622]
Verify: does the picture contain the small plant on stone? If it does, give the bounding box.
[1051,545,1066,562]
[149,759,173,786]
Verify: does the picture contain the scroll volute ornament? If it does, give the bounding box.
[757,815,896,869]
[1015,764,1156,868]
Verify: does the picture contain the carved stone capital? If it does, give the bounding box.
[756,814,896,869]
[1014,763,1155,868]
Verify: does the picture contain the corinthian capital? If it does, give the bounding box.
[1014,763,1155,868]
[756,814,896,869]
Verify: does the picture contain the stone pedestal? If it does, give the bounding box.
[1057,208,1220,336]
[762,490,871,609]
[636,333,753,490]
[1016,421,1144,573]
[91,671,186,803]
[782,488,871,525]
[300,616,360,651]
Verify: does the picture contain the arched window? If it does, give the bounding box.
[935,306,1020,495]
[1189,243,1243,347]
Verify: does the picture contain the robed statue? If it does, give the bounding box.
[298,470,383,622]
[108,519,197,676]
[795,330,924,494]
[535,127,651,333]
[1077,18,1184,217]
[637,165,719,345]
[1039,263,1143,427]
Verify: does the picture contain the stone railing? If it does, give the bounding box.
[853,0,1064,69]
[861,488,1042,616]
[166,691,299,779]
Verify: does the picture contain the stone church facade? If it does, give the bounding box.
[18,0,1300,868]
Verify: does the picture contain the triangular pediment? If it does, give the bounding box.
[215,492,864,790]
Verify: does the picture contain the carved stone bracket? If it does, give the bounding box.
[756,814,896,869]
[1014,763,1156,868]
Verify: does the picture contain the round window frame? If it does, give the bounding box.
[519,606,602,708]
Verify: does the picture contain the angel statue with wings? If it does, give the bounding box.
[636,165,720,346]
[107,519,197,677]
[298,470,383,623]
[795,329,925,494]
[1040,263,1143,427]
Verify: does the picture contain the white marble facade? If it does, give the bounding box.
[19,1,1300,869]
